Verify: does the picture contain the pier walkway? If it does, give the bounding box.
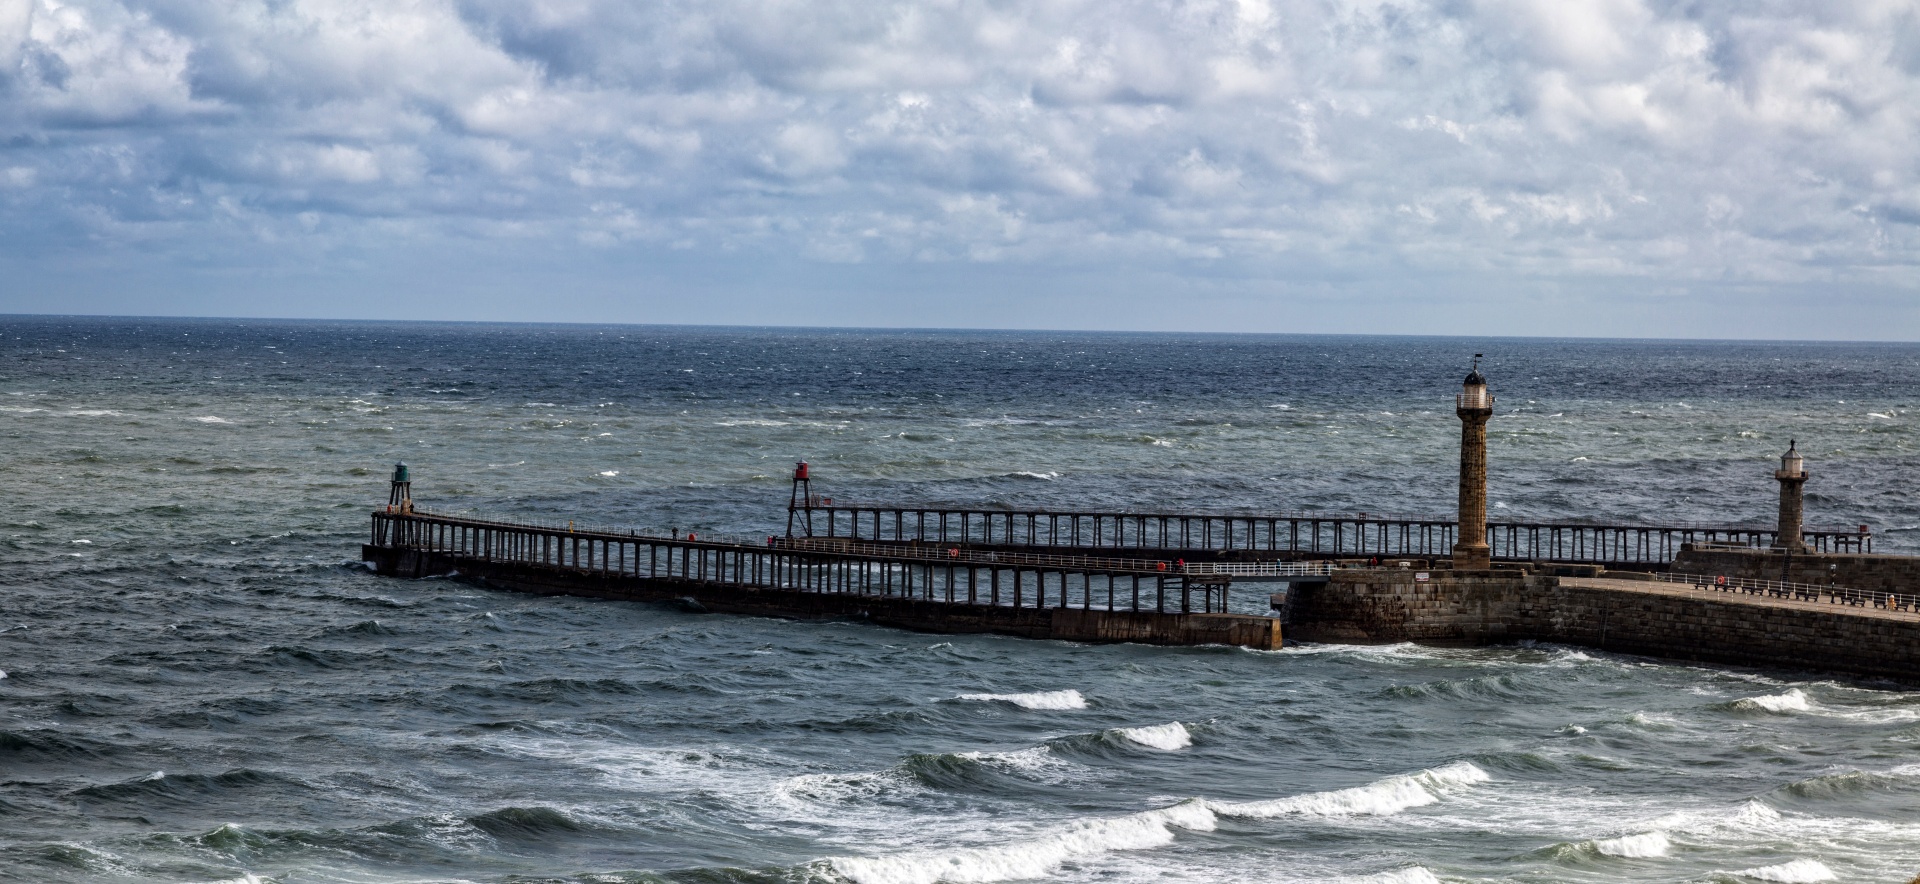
[789,501,1872,569]
[365,509,1286,647]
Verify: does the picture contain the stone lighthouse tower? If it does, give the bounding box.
[1774,441,1807,552]
[1453,357,1494,570]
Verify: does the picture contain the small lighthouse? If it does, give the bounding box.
[1774,441,1807,552]
[388,462,412,514]
[786,461,814,537]
[1453,357,1494,570]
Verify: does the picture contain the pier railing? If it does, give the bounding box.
[370,509,1242,615]
[1652,571,1920,613]
[787,502,1872,567]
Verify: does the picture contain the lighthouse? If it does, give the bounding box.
[1774,441,1807,552]
[1453,357,1493,570]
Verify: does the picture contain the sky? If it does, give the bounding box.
[1,0,1917,338]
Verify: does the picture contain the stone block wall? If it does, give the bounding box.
[1284,568,1920,682]
[1672,547,1920,595]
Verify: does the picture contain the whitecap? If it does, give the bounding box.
[1115,722,1191,751]
[65,409,122,417]
[1010,471,1059,481]
[1730,859,1836,882]
[1571,456,1589,462]
[1266,404,1291,409]
[1211,761,1489,818]
[828,799,1215,884]
[139,770,165,782]
[1868,413,1893,420]
[190,874,266,884]
[1342,869,1442,884]
[194,416,234,424]
[598,470,620,477]
[1737,689,1810,714]
[0,669,8,679]
[956,690,1087,710]
[1592,830,1670,857]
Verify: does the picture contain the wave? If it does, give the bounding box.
[1730,689,1811,714]
[1211,761,1490,818]
[1343,869,1441,884]
[827,762,1489,884]
[1591,830,1670,858]
[955,690,1086,710]
[1729,859,1836,882]
[71,768,301,804]
[779,746,1078,805]
[828,799,1215,884]
[1113,722,1191,751]
[1008,471,1059,481]
[464,805,594,840]
[193,415,234,424]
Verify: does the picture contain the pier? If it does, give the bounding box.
[783,501,1871,569]
[360,359,1920,678]
[364,506,1285,648]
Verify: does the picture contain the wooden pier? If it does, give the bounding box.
[364,509,1284,648]
[787,500,1873,569]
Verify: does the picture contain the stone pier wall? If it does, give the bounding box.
[1285,569,1920,682]
[1671,547,1920,595]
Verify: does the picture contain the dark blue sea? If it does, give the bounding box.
[4,316,1920,883]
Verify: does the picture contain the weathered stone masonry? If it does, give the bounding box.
[1284,569,1920,682]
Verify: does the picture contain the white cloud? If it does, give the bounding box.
[0,0,1916,330]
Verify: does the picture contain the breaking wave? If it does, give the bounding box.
[826,762,1490,883]
[1112,721,1191,751]
[1730,859,1836,882]
[1211,761,1490,818]
[955,690,1086,710]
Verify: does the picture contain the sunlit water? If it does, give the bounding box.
[4,317,1920,883]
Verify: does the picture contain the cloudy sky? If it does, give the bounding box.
[1,0,1917,337]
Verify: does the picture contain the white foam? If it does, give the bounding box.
[140,770,165,782]
[1738,689,1811,713]
[1343,868,1442,884]
[1592,830,1670,857]
[1868,412,1893,419]
[0,669,7,679]
[1211,762,1490,818]
[190,874,266,884]
[65,409,122,417]
[598,470,619,477]
[1731,859,1836,882]
[1115,722,1191,751]
[828,799,1215,884]
[194,416,234,424]
[956,690,1086,710]
[1011,471,1059,480]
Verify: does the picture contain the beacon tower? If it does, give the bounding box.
[1774,441,1807,552]
[388,462,412,514]
[1453,358,1494,570]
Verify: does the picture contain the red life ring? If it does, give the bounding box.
[1157,562,1168,571]
[949,548,959,558]
[1715,575,1727,586]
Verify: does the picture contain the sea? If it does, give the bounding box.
[4,315,1920,884]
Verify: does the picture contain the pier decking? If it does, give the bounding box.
[787,501,1873,569]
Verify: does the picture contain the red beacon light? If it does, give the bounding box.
[795,461,809,480]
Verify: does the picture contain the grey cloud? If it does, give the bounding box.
[0,0,1917,333]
